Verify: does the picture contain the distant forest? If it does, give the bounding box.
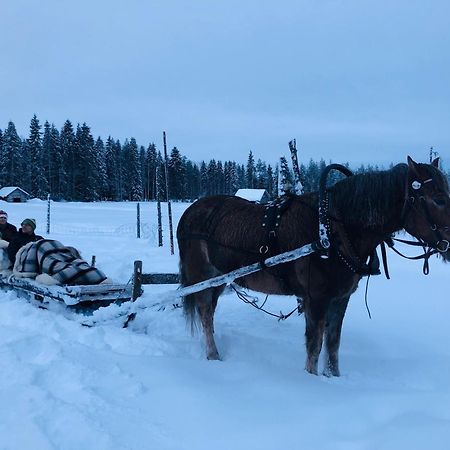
[0,116,446,202]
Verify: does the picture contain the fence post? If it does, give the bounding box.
[46,193,51,235]
[132,260,143,301]
[156,165,163,247]
[163,131,175,255]
[136,202,141,238]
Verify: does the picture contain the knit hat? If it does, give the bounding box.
[0,210,7,219]
[21,218,36,231]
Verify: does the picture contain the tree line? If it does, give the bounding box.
[0,116,446,202]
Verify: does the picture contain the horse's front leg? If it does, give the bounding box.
[304,301,327,375]
[323,296,350,377]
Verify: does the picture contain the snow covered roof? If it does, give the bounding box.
[235,189,268,202]
[0,186,30,197]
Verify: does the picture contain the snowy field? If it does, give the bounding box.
[0,200,449,450]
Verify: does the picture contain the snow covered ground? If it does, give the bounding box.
[0,200,449,450]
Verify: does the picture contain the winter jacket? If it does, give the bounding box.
[8,230,44,265]
[0,222,17,242]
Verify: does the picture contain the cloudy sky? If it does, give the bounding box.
[1,0,449,166]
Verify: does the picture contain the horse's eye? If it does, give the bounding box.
[433,196,447,207]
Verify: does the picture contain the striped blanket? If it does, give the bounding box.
[14,239,107,285]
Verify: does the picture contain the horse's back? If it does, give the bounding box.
[177,195,263,239]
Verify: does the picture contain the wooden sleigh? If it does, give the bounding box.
[0,260,180,312]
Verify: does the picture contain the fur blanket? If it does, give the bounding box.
[13,239,108,286]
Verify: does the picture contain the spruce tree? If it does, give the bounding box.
[216,160,225,194]
[200,161,208,197]
[74,123,97,201]
[104,137,117,200]
[28,115,47,197]
[168,146,185,200]
[115,140,124,200]
[128,138,142,201]
[207,159,217,195]
[95,137,108,200]
[60,120,75,200]
[255,159,267,189]
[1,121,23,187]
[145,143,157,200]
[266,164,274,199]
[246,150,256,188]
[139,145,146,199]
[279,156,293,195]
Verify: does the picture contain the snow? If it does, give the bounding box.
[0,199,449,450]
[235,189,267,202]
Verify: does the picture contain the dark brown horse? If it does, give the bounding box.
[177,157,450,376]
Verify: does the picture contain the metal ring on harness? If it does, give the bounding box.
[436,240,450,253]
[259,245,269,254]
[320,238,330,250]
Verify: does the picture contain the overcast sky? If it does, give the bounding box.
[1,0,449,166]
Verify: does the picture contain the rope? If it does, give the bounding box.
[231,284,299,321]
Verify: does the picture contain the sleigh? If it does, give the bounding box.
[0,258,183,313]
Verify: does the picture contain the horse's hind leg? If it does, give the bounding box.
[323,296,350,377]
[196,286,224,360]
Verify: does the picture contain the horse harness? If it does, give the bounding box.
[318,164,450,277]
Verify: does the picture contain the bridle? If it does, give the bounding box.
[318,163,450,277]
[400,171,450,255]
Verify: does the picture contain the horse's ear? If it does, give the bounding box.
[407,156,420,175]
[431,157,440,168]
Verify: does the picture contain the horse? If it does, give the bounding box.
[176,157,450,376]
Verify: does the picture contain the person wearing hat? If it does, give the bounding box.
[7,218,43,266]
[0,210,17,248]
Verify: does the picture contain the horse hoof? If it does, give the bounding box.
[207,351,221,361]
[323,368,340,377]
[305,366,318,376]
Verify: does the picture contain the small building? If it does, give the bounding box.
[235,189,270,204]
[0,186,30,203]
